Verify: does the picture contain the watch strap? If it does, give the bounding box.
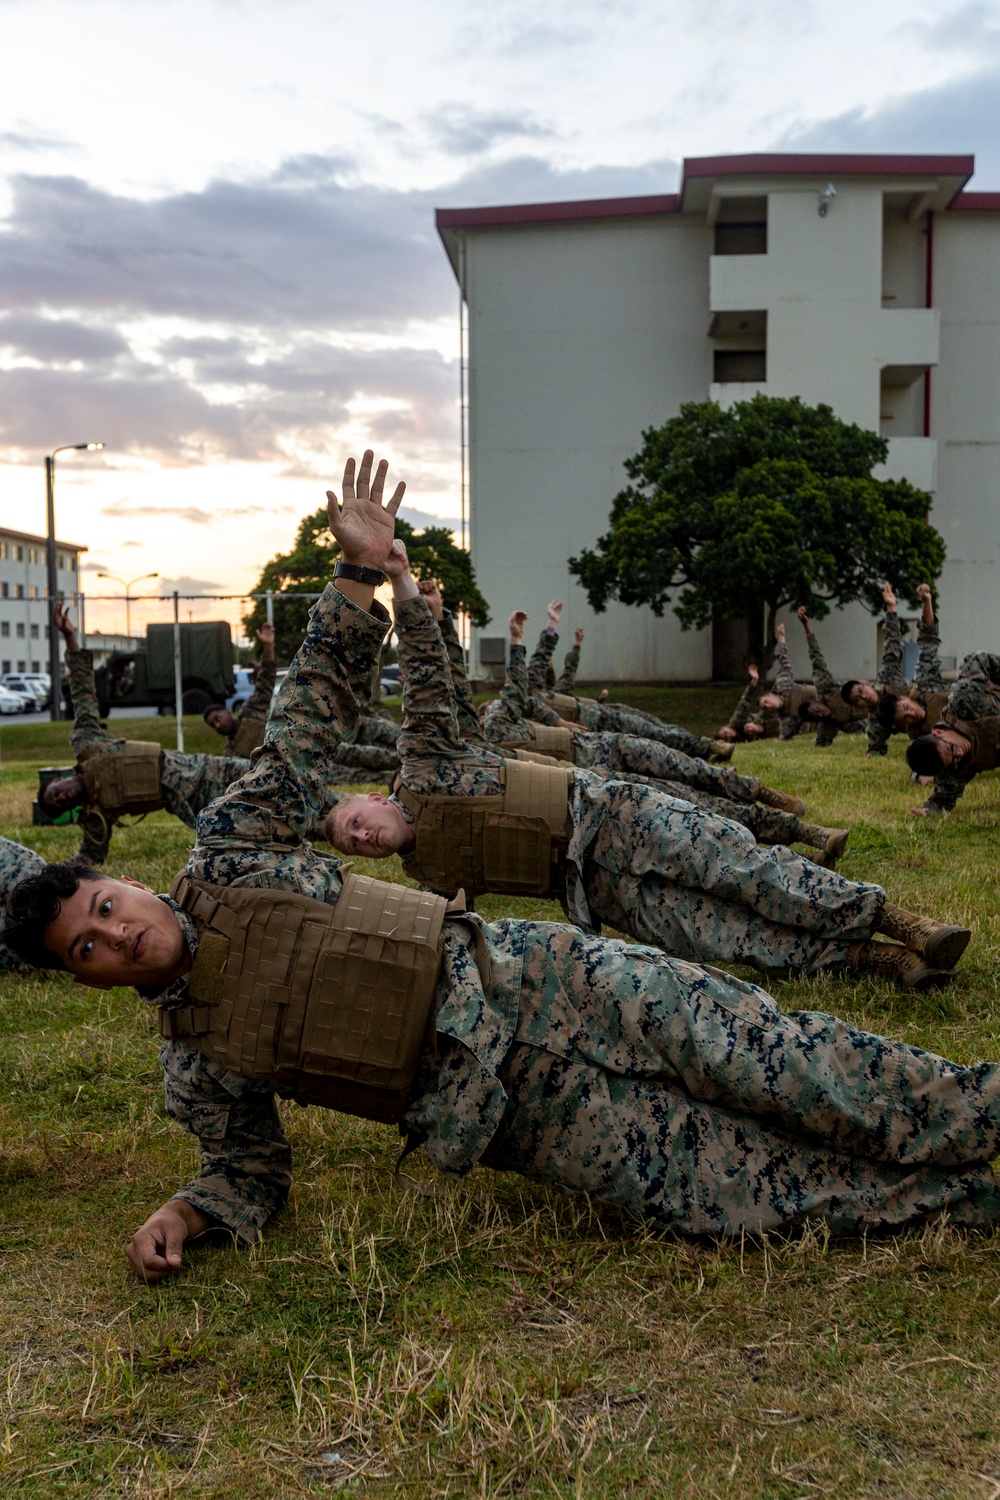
[334,561,386,586]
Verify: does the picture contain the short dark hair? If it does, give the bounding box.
[877,694,899,731]
[203,704,228,724]
[3,859,102,971]
[840,679,861,704]
[906,735,947,777]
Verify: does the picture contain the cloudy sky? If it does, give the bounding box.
[2,0,999,636]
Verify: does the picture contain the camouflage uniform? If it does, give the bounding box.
[923,653,1000,813]
[866,613,948,757]
[484,645,758,802]
[352,712,401,749]
[224,654,276,757]
[0,836,44,971]
[66,649,251,864]
[142,586,1000,1245]
[773,635,865,745]
[724,680,780,741]
[394,595,883,973]
[527,627,713,753]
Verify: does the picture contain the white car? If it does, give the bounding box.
[0,685,29,715]
[2,674,48,705]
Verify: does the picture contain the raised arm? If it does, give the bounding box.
[554,626,584,694]
[236,622,277,725]
[527,601,561,693]
[876,583,906,688]
[54,605,119,758]
[914,584,945,689]
[798,607,835,694]
[773,623,795,694]
[389,544,464,760]
[728,665,759,733]
[418,578,481,743]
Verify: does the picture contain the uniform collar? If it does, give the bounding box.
[135,893,199,1008]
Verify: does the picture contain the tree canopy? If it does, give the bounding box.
[243,509,489,662]
[568,395,946,671]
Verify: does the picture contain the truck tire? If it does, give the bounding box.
[182,687,213,715]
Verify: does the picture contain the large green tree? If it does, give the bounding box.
[243,510,489,663]
[568,395,945,672]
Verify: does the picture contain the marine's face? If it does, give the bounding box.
[329,792,414,858]
[715,725,737,741]
[743,720,763,739]
[850,682,879,709]
[758,693,782,713]
[43,876,191,989]
[930,727,970,766]
[806,701,832,720]
[895,696,926,728]
[206,708,237,737]
[42,774,86,814]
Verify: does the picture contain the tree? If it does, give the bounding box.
[243,509,490,663]
[568,395,946,673]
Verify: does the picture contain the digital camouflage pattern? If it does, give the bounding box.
[392,594,884,973]
[0,836,45,971]
[352,712,401,749]
[866,614,948,756]
[225,653,276,757]
[772,634,865,746]
[142,585,1000,1245]
[525,625,715,752]
[66,649,250,864]
[923,651,1000,812]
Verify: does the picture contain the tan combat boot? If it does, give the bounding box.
[799,824,850,869]
[846,941,951,991]
[708,739,734,763]
[757,785,807,817]
[874,904,972,970]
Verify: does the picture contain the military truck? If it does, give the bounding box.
[93,621,235,718]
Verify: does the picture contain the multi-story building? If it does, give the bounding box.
[0,527,87,677]
[437,152,996,682]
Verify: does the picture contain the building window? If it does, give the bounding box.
[15,584,24,599]
[0,583,7,598]
[714,349,767,383]
[30,623,39,639]
[28,585,38,600]
[15,623,25,638]
[17,659,25,671]
[0,542,7,559]
[69,554,77,571]
[31,660,40,672]
[14,546,23,562]
[0,622,7,637]
[1,660,8,674]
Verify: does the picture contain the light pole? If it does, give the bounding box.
[46,441,104,720]
[96,572,159,640]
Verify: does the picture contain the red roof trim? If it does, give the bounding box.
[949,192,1000,211]
[683,152,975,180]
[435,194,680,230]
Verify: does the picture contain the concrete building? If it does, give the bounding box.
[437,153,997,683]
[0,527,86,677]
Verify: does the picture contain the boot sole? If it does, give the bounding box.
[923,925,972,970]
[902,963,953,992]
[825,829,850,860]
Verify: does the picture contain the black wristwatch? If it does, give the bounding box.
[334,561,386,586]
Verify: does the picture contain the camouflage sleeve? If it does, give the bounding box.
[946,672,1000,724]
[162,1041,291,1243]
[527,628,557,693]
[774,638,796,694]
[915,617,945,689]
[728,682,755,733]
[67,649,120,757]
[955,651,1000,690]
[439,609,481,742]
[76,807,113,864]
[554,643,581,695]
[395,594,463,759]
[0,837,45,970]
[924,764,975,814]
[237,654,276,726]
[876,611,906,689]
[195,586,390,851]
[527,693,561,726]
[865,718,891,757]
[807,631,836,695]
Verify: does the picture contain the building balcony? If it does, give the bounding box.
[878,307,939,370]
[873,437,938,493]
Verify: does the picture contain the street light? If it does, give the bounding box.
[96,571,159,640]
[45,442,105,721]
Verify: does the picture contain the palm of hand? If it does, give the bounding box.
[327,452,404,569]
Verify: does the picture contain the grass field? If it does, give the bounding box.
[2,695,1000,1498]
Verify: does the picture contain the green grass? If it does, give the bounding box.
[0,714,227,765]
[2,710,1000,1497]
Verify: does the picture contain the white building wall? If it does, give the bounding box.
[0,531,84,676]
[466,216,715,681]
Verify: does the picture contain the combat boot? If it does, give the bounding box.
[707,739,733,763]
[757,785,807,817]
[845,941,951,991]
[798,824,850,859]
[874,904,971,969]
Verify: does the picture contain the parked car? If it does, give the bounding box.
[226,666,256,713]
[2,673,48,703]
[380,663,401,696]
[0,685,29,715]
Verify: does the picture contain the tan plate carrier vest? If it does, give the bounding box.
[942,713,1000,771]
[550,692,578,721]
[395,758,574,899]
[159,871,450,1124]
[783,684,817,718]
[528,723,576,760]
[229,714,267,759]
[822,693,868,726]
[80,740,164,819]
[907,689,950,739]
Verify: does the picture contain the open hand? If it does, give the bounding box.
[776,622,786,643]
[257,622,275,658]
[546,600,563,630]
[418,577,444,620]
[882,581,896,610]
[326,450,404,570]
[53,602,79,653]
[910,806,931,817]
[509,610,528,645]
[748,664,759,686]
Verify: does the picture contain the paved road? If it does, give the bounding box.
[0,705,160,727]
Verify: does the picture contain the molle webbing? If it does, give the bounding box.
[80,740,164,818]
[229,715,267,759]
[550,692,578,720]
[943,713,1000,770]
[785,686,817,718]
[160,872,449,1123]
[822,694,868,726]
[396,758,573,898]
[529,723,576,760]
[509,748,571,767]
[908,690,949,736]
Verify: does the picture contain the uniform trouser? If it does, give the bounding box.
[162,752,251,828]
[333,743,400,773]
[576,733,762,803]
[580,791,882,974]
[482,937,1000,1235]
[578,703,713,757]
[619,773,801,845]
